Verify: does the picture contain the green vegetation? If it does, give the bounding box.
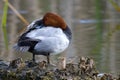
[1,0,9,50]
[91,0,103,54]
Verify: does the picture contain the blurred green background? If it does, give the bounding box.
[0,0,120,75]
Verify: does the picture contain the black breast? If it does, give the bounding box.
[63,26,72,42]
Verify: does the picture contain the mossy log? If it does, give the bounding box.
[0,57,119,80]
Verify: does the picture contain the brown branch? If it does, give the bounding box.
[3,0,29,26]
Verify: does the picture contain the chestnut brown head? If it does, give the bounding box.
[43,12,67,29]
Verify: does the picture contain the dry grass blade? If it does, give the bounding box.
[3,0,29,26]
[109,0,120,12]
[3,0,30,34]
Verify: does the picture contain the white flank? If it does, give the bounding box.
[26,27,69,54]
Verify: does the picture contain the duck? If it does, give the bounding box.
[14,12,72,64]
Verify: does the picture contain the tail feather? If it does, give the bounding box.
[13,44,30,52]
[13,38,39,52]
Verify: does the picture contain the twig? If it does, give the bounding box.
[3,0,29,26]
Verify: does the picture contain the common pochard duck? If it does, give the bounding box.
[14,12,72,64]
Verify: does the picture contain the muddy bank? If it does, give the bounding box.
[0,57,119,80]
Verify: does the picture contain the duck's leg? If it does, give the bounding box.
[32,53,35,62]
[46,53,50,64]
[46,53,56,67]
